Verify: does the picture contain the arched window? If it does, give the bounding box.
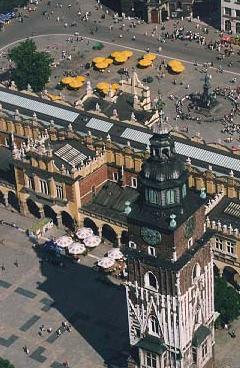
[148,315,159,336]
[144,271,158,290]
[166,189,175,205]
[192,263,201,282]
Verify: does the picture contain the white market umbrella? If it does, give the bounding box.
[84,235,101,248]
[55,236,73,248]
[68,242,86,255]
[97,257,115,269]
[76,227,93,240]
[107,248,124,260]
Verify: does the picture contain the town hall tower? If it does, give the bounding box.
[125,115,215,368]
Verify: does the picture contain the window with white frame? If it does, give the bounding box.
[145,351,157,368]
[202,340,208,359]
[129,241,136,249]
[215,237,223,251]
[56,183,64,199]
[148,315,159,336]
[40,179,49,195]
[27,176,34,190]
[226,240,234,254]
[112,172,119,182]
[148,246,156,257]
[131,177,137,188]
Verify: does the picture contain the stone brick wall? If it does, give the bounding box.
[80,164,108,205]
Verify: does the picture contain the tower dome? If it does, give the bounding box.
[138,111,188,209]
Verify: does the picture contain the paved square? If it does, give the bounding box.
[0,207,129,368]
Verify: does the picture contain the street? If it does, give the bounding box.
[0,0,239,76]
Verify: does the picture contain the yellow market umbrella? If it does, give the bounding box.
[167,59,185,73]
[95,61,109,69]
[105,58,113,65]
[111,83,120,90]
[110,51,122,58]
[122,50,133,58]
[68,80,84,89]
[138,58,152,67]
[114,55,128,64]
[61,76,74,85]
[143,53,157,61]
[75,75,86,82]
[92,56,106,64]
[96,82,110,90]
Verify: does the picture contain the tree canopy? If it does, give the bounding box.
[0,0,28,13]
[0,357,15,368]
[9,39,53,92]
[215,277,240,324]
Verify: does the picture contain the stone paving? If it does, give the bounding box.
[0,207,129,368]
[0,205,240,367]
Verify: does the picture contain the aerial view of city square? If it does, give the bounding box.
[0,0,240,367]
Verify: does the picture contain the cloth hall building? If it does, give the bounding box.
[0,87,239,312]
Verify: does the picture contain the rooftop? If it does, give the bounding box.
[0,87,240,178]
[208,196,240,230]
[81,181,139,225]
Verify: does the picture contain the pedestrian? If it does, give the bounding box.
[63,361,69,367]
[14,259,19,267]
[1,264,5,271]
[57,329,62,336]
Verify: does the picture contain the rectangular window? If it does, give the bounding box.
[148,246,156,257]
[40,179,49,195]
[149,189,158,204]
[236,9,240,17]
[166,189,175,205]
[112,172,119,182]
[215,237,223,251]
[225,7,232,15]
[92,185,96,197]
[226,240,234,254]
[145,352,157,368]
[28,176,35,190]
[202,340,208,359]
[56,183,64,199]
[131,177,137,188]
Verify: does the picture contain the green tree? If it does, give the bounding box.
[0,357,15,368]
[0,0,28,13]
[9,39,53,92]
[215,277,240,323]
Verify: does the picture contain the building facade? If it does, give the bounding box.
[0,89,240,288]
[125,125,214,367]
[221,0,240,34]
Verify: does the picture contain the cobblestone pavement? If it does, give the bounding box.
[215,318,240,368]
[0,206,129,368]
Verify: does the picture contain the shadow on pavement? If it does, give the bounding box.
[34,245,130,368]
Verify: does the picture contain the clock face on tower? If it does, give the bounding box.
[141,227,161,246]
